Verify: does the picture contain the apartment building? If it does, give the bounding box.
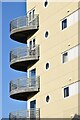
[9,0,80,118]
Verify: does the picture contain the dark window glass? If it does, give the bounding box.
[32,9,35,18]
[29,12,31,21]
[62,19,67,30]
[33,39,35,48]
[63,52,68,63]
[44,0,48,7]
[30,41,32,49]
[46,63,49,70]
[30,69,36,78]
[46,96,50,102]
[64,87,69,98]
[45,31,49,38]
[30,100,36,108]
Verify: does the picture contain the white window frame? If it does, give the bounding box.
[44,30,49,39]
[62,52,68,64]
[43,0,49,8]
[62,18,67,30]
[45,94,51,104]
[63,86,69,99]
[44,61,50,71]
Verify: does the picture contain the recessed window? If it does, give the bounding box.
[33,39,35,48]
[30,41,32,49]
[62,52,68,63]
[62,19,67,30]
[29,12,31,21]
[32,9,35,18]
[64,87,69,98]
[46,95,50,102]
[44,0,48,7]
[45,31,49,38]
[46,63,49,70]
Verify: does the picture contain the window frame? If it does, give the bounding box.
[62,18,67,30]
[64,87,69,98]
[33,39,35,48]
[45,31,49,38]
[29,12,31,21]
[46,96,50,102]
[43,0,49,8]
[44,30,49,39]
[29,38,36,49]
[62,52,68,63]
[32,9,35,19]
[45,62,50,71]
[45,95,51,104]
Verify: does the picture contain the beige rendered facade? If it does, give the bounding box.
[9,0,80,119]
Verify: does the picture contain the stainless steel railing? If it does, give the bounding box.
[9,108,40,118]
[10,76,40,93]
[10,14,39,32]
[10,45,40,64]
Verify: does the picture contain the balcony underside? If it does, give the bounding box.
[10,89,39,101]
[10,59,39,72]
[10,26,39,43]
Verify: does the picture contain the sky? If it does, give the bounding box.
[2,1,27,118]
[0,1,2,119]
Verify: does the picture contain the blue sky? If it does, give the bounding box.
[2,1,27,118]
[0,1,2,119]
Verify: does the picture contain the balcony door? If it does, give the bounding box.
[28,8,35,26]
[30,100,36,109]
[29,39,35,49]
[30,41,32,49]
[30,68,36,78]
[30,100,36,118]
[29,69,36,87]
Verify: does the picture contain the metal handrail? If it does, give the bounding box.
[10,14,39,32]
[9,108,40,118]
[10,76,40,92]
[10,45,40,63]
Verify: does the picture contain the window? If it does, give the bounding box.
[29,12,31,21]
[33,39,35,48]
[30,68,36,78]
[29,38,36,49]
[62,52,68,63]
[45,31,49,38]
[44,0,48,7]
[30,41,32,49]
[64,87,69,98]
[30,100,36,109]
[46,63,49,70]
[62,19,67,30]
[46,95,50,102]
[32,9,35,18]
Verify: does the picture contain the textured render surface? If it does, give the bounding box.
[78,1,80,116]
[26,1,79,118]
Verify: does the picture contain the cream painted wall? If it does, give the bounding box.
[26,1,79,118]
[62,81,80,98]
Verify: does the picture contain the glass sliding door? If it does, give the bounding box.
[29,69,36,87]
[30,100,36,118]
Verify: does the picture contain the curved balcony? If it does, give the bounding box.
[9,108,40,119]
[10,45,40,72]
[10,76,40,101]
[10,14,39,43]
